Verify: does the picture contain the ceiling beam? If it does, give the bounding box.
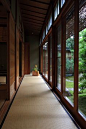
[23,19,43,24]
[22,16,44,22]
[21,8,46,15]
[24,26,41,30]
[24,24,41,29]
[20,5,47,14]
[22,13,45,19]
[23,21,42,27]
[25,29,40,32]
[29,0,49,5]
[20,3,48,11]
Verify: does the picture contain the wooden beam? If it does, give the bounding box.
[23,21,42,27]
[21,8,46,15]
[29,0,49,5]
[22,16,44,22]
[24,25,41,29]
[23,19,43,24]
[20,3,48,10]
[22,13,45,19]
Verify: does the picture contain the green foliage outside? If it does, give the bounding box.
[66,28,86,93]
[79,28,86,92]
[68,94,86,116]
[66,37,74,73]
[66,29,86,116]
[66,76,74,81]
[66,81,73,88]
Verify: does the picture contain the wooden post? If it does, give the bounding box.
[48,36,50,82]
[74,0,79,112]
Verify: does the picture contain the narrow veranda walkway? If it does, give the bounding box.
[2,75,78,129]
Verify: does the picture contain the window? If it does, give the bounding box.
[56,24,61,91]
[46,24,48,35]
[45,42,48,79]
[64,7,74,106]
[48,14,52,30]
[54,4,57,20]
[78,0,86,118]
[42,29,45,42]
[54,0,59,21]
[43,30,45,40]
[61,0,65,8]
[43,45,45,75]
[49,36,52,82]
[43,40,48,79]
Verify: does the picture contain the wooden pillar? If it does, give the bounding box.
[7,12,10,100]
[15,0,17,90]
[48,36,50,81]
[74,0,79,111]
[40,45,43,74]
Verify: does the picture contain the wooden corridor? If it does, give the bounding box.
[1,75,78,129]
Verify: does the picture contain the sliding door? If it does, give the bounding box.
[56,24,62,91]
[43,39,48,79]
[49,36,52,83]
[78,0,86,118]
[64,6,75,106]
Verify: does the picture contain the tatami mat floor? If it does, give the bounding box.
[2,75,78,129]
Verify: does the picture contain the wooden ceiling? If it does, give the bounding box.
[19,0,51,36]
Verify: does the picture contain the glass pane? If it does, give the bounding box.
[48,14,52,30]
[45,42,48,79]
[57,1,59,15]
[43,30,45,40]
[61,0,65,8]
[54,4,57,20]
[78,1,86,118]
[56,24,61,91]
[50,14,52,27]
[54,1,59,21]
[50,36,52,82]
[46,25,48,35]
[64,7,74,106]
[43,45,45,75]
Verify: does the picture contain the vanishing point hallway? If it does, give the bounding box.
[2,75,78,129]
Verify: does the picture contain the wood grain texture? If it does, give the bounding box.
[9,13,15,98]
[15,28,19,89]
[0,11,8,100]
[22,42,24,77]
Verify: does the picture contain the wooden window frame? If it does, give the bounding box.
[40,0,86,128]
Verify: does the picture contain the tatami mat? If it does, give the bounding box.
[2,75,78,129]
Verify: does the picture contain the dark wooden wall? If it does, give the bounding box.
[15,28,19,89]
[24,43,30,74]
[0,11,24,100]
[0,10,8,99]
[9,13,15,98]
[22,42,24,77]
